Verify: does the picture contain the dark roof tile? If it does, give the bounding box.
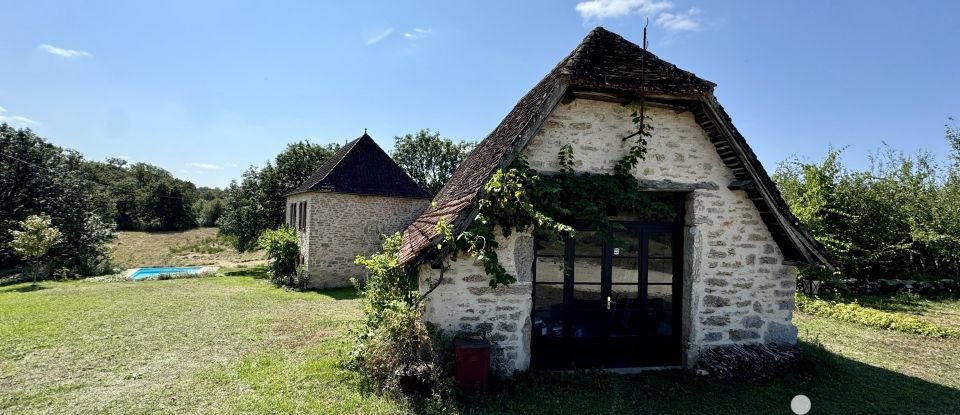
[290,134,431,199]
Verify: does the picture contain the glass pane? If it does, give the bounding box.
[611,285,639,302]
[647,285,673,308]
[647,285,673,337]
[534,284,564,311]
[572,284,602,301]
[535,256,565,283]
[648,259,674,284]
[573,257,602,283]
[610,232,639,256]
[535,234,564,257]
[533,311,564,338]
[649,232,673,257]
[611,258,639,284]
[574,231,603,257]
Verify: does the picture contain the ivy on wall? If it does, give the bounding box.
[436,102,675,287]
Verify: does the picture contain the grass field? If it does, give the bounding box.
[1,272,958,414]
[108,228,265,269]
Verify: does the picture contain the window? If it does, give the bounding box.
[298,201,307,231]
[289,203,296,227]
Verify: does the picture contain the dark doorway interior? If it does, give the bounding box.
[531,219,683,369]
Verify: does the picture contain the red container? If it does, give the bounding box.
[454,338,491,395]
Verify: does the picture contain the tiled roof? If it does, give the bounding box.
[398,27,831,269]
[289,133,431,199]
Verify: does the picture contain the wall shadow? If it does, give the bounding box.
[467,340,960,414]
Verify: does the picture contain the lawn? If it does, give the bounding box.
[108,227,266,269]
[1,272,958,414]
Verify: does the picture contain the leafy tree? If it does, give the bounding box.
[219,141,339,250]
[775,122,960,284]
[9,215,62,283]
[219,167,274,251]
[390,129,474,194]
[193,198,224,227]
[0,124,115,276]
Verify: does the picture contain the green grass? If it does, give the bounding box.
[0,271,405,414]
[796,295,960,338]
[1,272,958,414]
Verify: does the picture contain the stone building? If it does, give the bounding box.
[398,28,831,372]
[287,133,431,289]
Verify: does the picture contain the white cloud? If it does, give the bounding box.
[116,155,131,160]
[575,0,672,20]
[39,44,91,58]
[365,27,394,46]
[190,162,223,170]
[655,7,702,32]
[0,106,41,127]
[224,162,239,168]
[575,0,703,33]
[403,28,433,40]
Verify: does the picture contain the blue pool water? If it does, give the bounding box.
[129,266,204,280]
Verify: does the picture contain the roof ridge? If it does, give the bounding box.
[288,133,431,199]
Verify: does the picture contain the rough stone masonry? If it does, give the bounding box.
[419,99,798,372]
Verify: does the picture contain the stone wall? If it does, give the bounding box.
[289,192,430,289]
[419,98,797,371]
[418,231,534,373]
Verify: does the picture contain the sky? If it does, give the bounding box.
[1,0,958,188]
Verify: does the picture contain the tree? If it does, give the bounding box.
[0,124,115,277]
[219,141,339,250]
[9,215,62,283]
[390,129,474,194]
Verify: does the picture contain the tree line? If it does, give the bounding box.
[0,124,226,275]
[775,119,960,287]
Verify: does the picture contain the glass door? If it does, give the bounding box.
[532,223,682,369]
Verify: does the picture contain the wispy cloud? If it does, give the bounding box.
[190,162,223,170]
[576,0,672,20]
[365,27,394,46]
[224,162,239,168]
[575,0,703,32]
[116,155,131,160]
[39,44,92,58]
[0,106,41,127]
[403,28,433,40]
[656,8,702,32]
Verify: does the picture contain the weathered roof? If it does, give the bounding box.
[398,27,832,269]
[289,133,431,199]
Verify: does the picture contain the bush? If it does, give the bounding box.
[347,233,452,400]
[796,295,959,338]
[775,125,960,289]
[257,227,302,289]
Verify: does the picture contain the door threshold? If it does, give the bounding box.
[550,365,683,374]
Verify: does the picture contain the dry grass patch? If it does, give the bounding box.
[109,228,266,269]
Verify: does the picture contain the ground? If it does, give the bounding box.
[1,271,958,414]
[108,228,266,269]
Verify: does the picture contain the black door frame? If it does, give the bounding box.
[531,220,684,369]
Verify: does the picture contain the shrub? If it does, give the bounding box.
[257,226,302,289]
[796,295,959,338]
[347,233,452,400]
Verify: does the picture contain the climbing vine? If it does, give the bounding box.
[436,101,675,287]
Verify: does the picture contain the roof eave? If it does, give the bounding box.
[698,95,834,271]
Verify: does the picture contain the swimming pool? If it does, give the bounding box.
[128,266,205,280]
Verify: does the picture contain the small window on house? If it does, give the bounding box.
[299,201,307,231]
[289,203,296,227]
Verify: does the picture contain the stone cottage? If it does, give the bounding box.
[287,133,431,288]
[398,28,831,372]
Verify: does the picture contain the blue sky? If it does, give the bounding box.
[1,0,957,188]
